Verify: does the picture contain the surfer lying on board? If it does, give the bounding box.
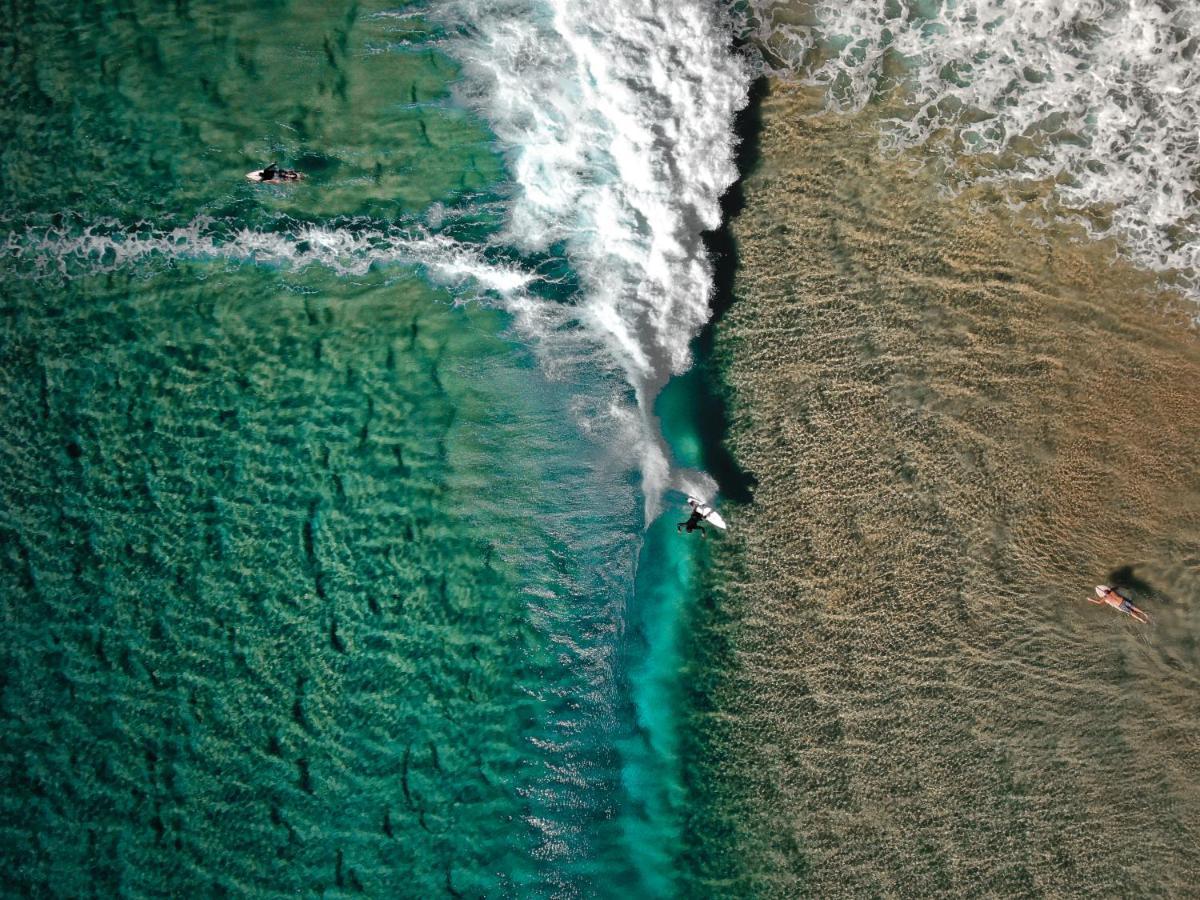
[1089,585,1149,623]
[254,162,304,182]
[677,509,708,538]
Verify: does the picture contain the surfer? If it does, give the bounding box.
[677,507,708,538]
[677,496,727,538]
[1089,585,1149,624]
[252,162,304,183]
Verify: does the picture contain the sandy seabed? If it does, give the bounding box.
[683,83,1200,898]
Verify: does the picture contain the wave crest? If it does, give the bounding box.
[437,0,750,390]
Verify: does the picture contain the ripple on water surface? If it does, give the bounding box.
[0,261,649,895]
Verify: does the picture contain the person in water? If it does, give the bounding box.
[258,162,302,182]
[677,507,707,538]
[1089,585,1149,623]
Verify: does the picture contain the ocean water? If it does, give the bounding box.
[5,0,1200,895]
[0,0,748,895]
[687,93,1200,895]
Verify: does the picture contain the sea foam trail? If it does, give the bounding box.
[434,0,749,507]
[4,218,535,295]
[736,0,1200,297]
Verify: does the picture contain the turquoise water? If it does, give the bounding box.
[0,1,711,895]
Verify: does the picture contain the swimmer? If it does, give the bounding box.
[1089,585,1149,624]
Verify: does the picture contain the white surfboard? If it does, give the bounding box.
[245,170,306,183]
[687,496,727,530]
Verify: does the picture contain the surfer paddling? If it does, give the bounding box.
[1089,585,1149,624]
[247,162,304,183]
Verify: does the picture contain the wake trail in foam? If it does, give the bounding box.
[4,217,536,295]
[736,0,1200,297]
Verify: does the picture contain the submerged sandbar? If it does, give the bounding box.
[685,83,1200,897]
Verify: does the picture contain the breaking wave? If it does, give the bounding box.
[435,0,749,505]
[0,3,753,893]
[735,0,1200,295]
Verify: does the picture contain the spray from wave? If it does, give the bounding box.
[734,0,1200,296]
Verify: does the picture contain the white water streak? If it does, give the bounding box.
[5,218,534,295]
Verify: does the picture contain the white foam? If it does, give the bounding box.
[434,0,750,505]
[737,0,1200,297]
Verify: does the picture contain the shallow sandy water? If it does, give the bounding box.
[684,83,1200,898]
